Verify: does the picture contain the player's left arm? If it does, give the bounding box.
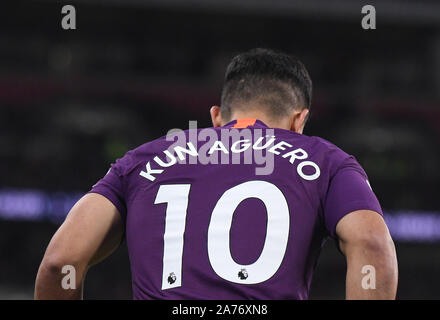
[34,193,123,299]
[336,210,398,299]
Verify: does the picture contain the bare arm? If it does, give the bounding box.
[336,210,398,300]
[35,193,124,299]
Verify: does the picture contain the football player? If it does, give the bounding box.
[35,48,398,300]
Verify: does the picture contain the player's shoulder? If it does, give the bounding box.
[307,135,348,156]
[110,135,168,175]
[114,130,192,171]
[306,135,367,177]
[275,129,349,158]
[131,133,173,154]
[280,131,357,173]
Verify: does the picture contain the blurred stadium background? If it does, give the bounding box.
[0,0,439,299]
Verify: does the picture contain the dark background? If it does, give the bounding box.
[0,0,439,299]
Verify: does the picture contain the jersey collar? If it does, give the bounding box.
[222,119,269,129]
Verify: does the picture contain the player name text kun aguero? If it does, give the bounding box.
[139,133,321,182]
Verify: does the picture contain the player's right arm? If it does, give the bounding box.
[336,210,398,299]
[322,152,398,299]
[34,193,123,300]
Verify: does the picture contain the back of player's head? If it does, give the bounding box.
[220,48,312,121]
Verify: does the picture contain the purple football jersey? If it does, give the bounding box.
[89,119,383,299]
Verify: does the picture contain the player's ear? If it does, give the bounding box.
[290,108,309,134]
[210,105,223,127]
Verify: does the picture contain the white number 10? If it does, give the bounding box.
[154,180,290,290]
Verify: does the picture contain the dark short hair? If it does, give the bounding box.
[220,48,312,121]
